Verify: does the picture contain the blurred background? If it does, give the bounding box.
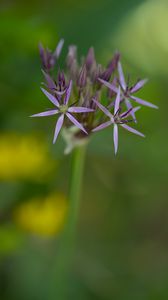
[0,0,168,299]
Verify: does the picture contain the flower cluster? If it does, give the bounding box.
[31,39,158,154]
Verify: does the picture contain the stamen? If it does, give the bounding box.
[119,119,134,124]
[114,107,121,117]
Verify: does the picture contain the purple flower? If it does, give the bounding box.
[39,39,64,72]
[92,87,145,154]
[31,39,158,154]
[99,61,158,119]
[31,80,94,143]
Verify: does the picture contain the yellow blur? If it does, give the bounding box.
[0,133,55,180]
[13,193,68,237]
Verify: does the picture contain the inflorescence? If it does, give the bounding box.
[31,39,158,154]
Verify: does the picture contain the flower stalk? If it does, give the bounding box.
[50,144,87,299]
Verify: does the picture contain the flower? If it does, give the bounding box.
[31,80,94,143]
[31,38,158,154]
[92,87,145,154]
[99,61,158,121]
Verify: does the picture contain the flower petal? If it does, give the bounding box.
[55,89,66,96]
[130,95,158,109]
[92,98,113,119]
[125,99,137,122]
[53,114,64,143]
[85,47,95,70]
[113,124,118,155]
[92,121,112,132]
[121,124,145,137]
[98,78,118,94]
[39,43,47,67]
[41,88,59,107]
[30,109,58,117]
[42,70,56,90]
[131,79,148,93]
[66,112,87,134]
[53,39,64,59]
[64,80,72,105]
[118,62,126,90]
[68,107,94,113]
[108,100,115,109]
[114,86,121,115]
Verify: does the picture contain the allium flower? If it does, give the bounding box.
[31,38,158,154]
[99,61,158,120]
[31,80,94,143]
[92,87,145,154]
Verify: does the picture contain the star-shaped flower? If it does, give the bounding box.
[31,80,94,143]
[99,61,158,121]
[92,87,145,154]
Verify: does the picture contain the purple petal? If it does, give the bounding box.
[118,62,126,90]
[113,124,118,155]
[77,64,87,88]
[121,124,145,137]
[114,86,121,115]
[92,98,113,119]
[64,80,72,105]
[107,52,120,73]
[66,112,87,134]
[39,42,44,58]
[66,46,77,70]
[125,99,137,122]
[92,121,112,132]
[53,114,64,143]
[53,39,64,59]
[68,45,77,59]
[30,109,58,117]
[130,96,158,109]
[68,107,94,113]
[131,79,148,93]
[108,100,115,109]
[55,89,66,96]
[42,70,56,90]
[85,47,95,70]
[41,88,59,107]
[120,106,140,119]
[98,78,118,94]
[39,43,47,67]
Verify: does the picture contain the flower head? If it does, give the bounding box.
[31,39,158,154]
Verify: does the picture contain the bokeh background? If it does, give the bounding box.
[0,0,168,299]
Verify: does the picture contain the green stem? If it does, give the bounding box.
[68,144,87,236]
[50,144,87,299]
